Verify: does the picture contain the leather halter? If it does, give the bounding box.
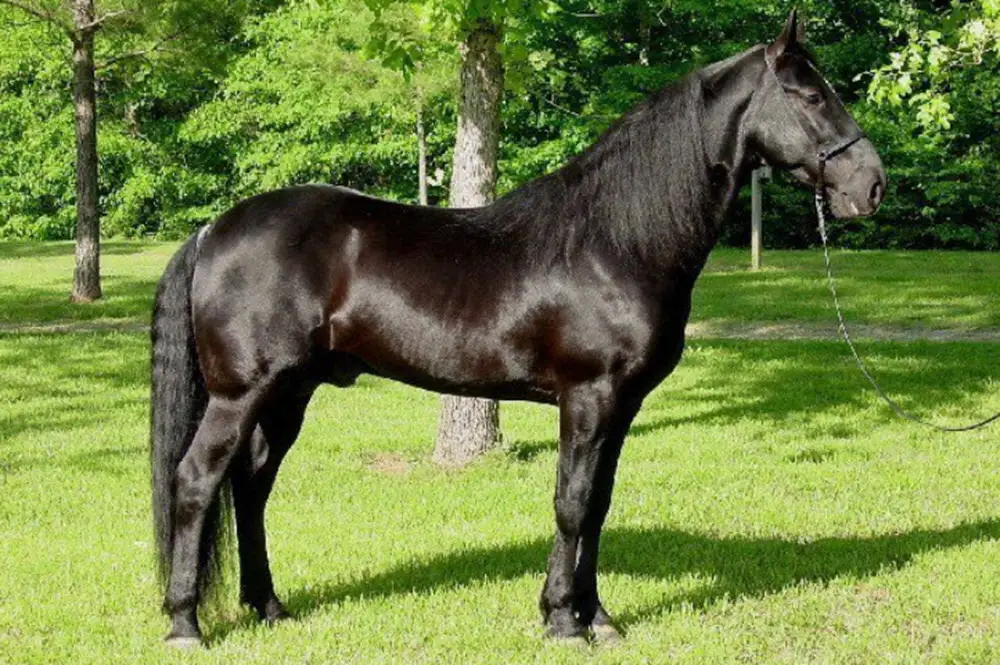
[763,50,866,197]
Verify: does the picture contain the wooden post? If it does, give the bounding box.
[751,169,762,270]
[751,166,770,271]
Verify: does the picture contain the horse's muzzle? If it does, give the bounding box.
[826,139,887,219]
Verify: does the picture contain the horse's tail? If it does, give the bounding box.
[150,228,230,598]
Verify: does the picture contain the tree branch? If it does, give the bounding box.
[0,0,72,36]
[0,0,55,23]
[541,95,615,121]
[95,34,180,70]
[78,8,128,32]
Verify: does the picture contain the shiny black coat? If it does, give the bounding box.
[150,16,886,645]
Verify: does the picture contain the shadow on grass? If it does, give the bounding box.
[0,275,157,326]
[205,519,1000,643]
[638,340,1000,436]
[505,339,1000,459]
[0,240,154,260]
[693,249,1000,328]
[0,332,149,443]
[5,444,146,476]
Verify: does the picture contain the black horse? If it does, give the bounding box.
[150,10,886,647]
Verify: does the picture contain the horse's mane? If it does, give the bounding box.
[454,48,761,270]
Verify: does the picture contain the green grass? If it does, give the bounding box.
[696,248,1000,330]
[0,241,175,326]
[1,241,999,330]
[3,242,1000,663]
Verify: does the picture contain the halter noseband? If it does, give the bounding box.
[763,51,866,197]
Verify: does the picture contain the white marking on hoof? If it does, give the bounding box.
[591,623,623,644]
[549,634,590,648]
[165,636,203,650]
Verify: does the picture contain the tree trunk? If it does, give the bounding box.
[638,2,651,66]
[433,19,503,466]
[70,0,101,302]
[417,95,428,206]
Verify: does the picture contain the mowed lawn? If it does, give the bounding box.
[2,241,999,330]
[2,241,1000,664]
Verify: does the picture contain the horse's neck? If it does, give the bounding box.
[470,49,763,281]
[645,49,763,279]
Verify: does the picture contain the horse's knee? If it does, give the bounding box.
[173,402,251,524]
[554,496,587,536]
[554,474,593,535]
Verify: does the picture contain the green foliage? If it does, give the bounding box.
[0,1,268,239]
[0,0,997,248]
[853,0,1000,249]
[0,14,74,239]
[182,1,456,212]
[869,0,1000,134]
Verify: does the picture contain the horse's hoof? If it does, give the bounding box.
[164,635,203,650]
[265,608,292,626]
[591,622,623,644]
[544,615,589,646]
[260,598,292,625]
[548,634,590,648]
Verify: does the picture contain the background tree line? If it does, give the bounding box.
[2,0,997,461]
[1,0,997,251]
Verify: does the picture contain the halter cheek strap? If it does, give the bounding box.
[763,52,866,197]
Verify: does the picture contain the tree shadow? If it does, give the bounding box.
[630,340,1000,439]
[505,438,556,462]
[0,332,149,444]
[692,249,1000,329]
[0,241,154,260]
[0,275,157,326]
[4,444,145,476]
[207,519,1000,643]
[505,340,1000,453]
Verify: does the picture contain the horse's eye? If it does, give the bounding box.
[805,92,823,106]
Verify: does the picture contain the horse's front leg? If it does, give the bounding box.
[570,400,640,641]
[540,379,626,641]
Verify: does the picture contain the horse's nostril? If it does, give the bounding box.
[870,180,884,206]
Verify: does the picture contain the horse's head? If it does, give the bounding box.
[747,9,886,218]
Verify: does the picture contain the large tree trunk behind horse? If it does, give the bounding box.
[70,0,102,302]
[433,19,503,465]
[416,83,428,206]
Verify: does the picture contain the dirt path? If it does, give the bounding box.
[685,321,1000,342]
[3,319,1000,342]
[0,320,147,335]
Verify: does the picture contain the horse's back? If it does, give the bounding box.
[188,184,500,392]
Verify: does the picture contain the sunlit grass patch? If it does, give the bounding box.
[3,326,1000,663]
[3,244,1000,662]
[0,241,176,326]
[697,248,1000,330]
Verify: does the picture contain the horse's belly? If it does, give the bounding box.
[327,301,552,401]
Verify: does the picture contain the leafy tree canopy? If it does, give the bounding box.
[0,0,996,248]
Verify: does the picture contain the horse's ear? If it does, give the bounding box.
[766,8,805,63]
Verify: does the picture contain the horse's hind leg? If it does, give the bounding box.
[231,382,316,623]
[165,391,267,646]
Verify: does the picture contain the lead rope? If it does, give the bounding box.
[814,191,1000,431]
